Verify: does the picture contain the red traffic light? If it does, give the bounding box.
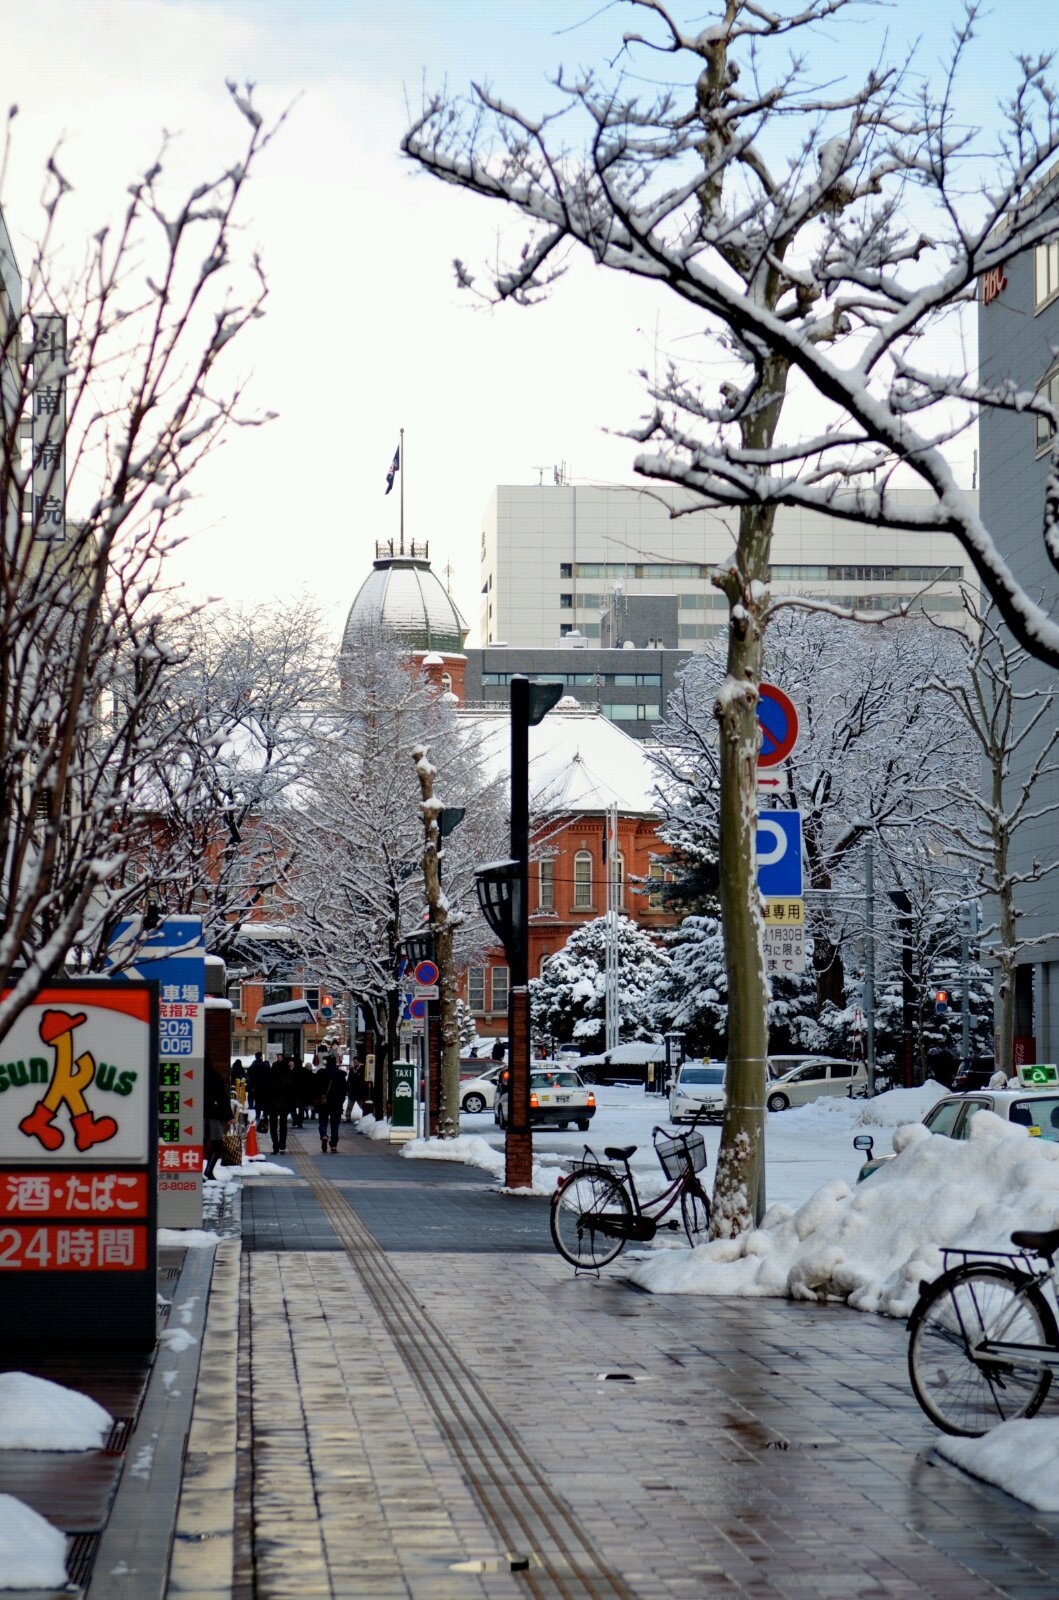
[934,990,949,1014]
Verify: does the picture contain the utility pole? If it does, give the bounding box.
[604,802,620,1053]
[864,839,876,1097]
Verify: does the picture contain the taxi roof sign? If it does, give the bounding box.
[1016,1062,1059,1089]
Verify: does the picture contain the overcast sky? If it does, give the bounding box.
[2,0,1053,643]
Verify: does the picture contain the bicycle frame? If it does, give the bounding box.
[939,1248,1059,1373]
[572,1150,698,1241]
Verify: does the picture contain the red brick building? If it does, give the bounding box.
[458,701,677,1036]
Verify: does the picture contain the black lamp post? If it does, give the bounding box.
[476,677,562,1188]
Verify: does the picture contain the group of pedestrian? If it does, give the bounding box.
[238,1050,363,1157]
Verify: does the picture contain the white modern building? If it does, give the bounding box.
[480,484,976,648]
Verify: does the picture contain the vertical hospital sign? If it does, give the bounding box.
[0,979,158,1346]
[31,314,66,543]
[109,916,205,1229]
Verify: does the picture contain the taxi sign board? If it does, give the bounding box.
[1017,1062,1059,1089]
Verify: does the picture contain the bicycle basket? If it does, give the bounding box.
[653,1127,707,1180]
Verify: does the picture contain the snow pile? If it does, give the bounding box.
[776,1080,947,1136]
[204,1157,292,1183]
[158,1228,221,1249]
[937,1419,1059,1509]
[628,1111,1059,1317]
[401,1134,558,1196]
[356,1115,393,1141]
[0,1495,67,1589]
[0,1373,112,1452]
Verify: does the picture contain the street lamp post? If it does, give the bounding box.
[475,676,561,1189]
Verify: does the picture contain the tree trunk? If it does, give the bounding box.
[413,747,461,1138]
[711,508,774,1236]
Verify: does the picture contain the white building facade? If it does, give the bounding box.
[480,484,976,648]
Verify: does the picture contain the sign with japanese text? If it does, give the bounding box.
[31,314,67,543]
[0,979,158,1344]
[762,898,805,925]
[762,922,806,976]
[109,916,205,1228]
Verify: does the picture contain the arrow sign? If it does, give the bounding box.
[757,683,799,768]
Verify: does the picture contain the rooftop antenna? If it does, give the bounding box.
[534,465,547,486]
[443,560,455,594]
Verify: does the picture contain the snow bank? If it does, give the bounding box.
[937,1419,1059,1509]
[775,1080,948,1136]
[0,1373,111,1452]
[204,1158,291,1182]
[0,1495,67,1589]
[158,1228,220,1249]
[401,1134,557,1196]
[628,1111,1059,1317]
[356,1115,393,1142]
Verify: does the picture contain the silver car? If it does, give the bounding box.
[765,1057,866,1112]
[669,1062,726,1125]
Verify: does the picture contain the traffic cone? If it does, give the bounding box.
[245,1115,262,1161]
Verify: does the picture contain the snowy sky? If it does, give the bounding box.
[2,0,1054,643]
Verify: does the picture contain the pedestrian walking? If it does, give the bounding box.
[317,1054,346,1153]
[247,1052,272,1134]
[291,1056,314,1127]
[204,1057,232,1181]
[270,1056,293,1153]
[344,1056,363,1121]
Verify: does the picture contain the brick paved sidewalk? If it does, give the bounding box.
[229,1125,1059,1600]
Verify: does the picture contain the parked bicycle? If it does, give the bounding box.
[907,1225,1059,1436]
[549,1125,711,1270]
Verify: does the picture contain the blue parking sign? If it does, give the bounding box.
[756,812,803,896]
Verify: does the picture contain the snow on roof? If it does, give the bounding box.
[255,999,317,1025]
[460,703,659,816]
[236,922,294,941]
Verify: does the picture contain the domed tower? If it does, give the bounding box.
[341,539,468,699]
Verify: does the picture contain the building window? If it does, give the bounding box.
[560,624,575,636]
[648,862,665,909]
[539,856,554,909]
[227,982,243,1014]
[614,852,625,908]
[581,622,600,638]
[573,851,593,908]
[1036,241,1059,310]
[603,702,660,721]
[1036,369,1059,453]
[559,592,573,608]
[491,966,509,1013]
[468,968,486,1010]
[539,953,551,977]
[440,672,452,692]
[575,593,602,609]
[560,563,572,578]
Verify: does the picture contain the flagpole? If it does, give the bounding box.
[399,426,405,555]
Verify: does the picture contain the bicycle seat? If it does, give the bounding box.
[605,1145,637,1161]
[1011,1227,1059,1257]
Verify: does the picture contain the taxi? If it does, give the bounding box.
[494,1065,596,1132]
[854,1085,1059,1180]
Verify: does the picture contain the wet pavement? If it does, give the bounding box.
[4,1120,1059,1597]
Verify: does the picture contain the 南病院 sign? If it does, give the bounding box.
[756,812,803,897]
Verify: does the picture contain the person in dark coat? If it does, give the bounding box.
[246,1053,271,1133]
[268,1056,295,1153]
[491,1037,506,1062]
[291,1057,315,1128]
[204,1057,232,1180]
[317,1055,347,1153]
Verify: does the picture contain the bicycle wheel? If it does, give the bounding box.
[908,1263,1056,1436]
[681,1180,711,1245]
[550,1170,632,1269]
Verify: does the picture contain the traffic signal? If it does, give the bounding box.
[319,992,334,1018]
[934,990,949,1015]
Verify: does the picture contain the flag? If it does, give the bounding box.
[385,444,400,495]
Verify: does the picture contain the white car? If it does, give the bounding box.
[669,1062,726,1124]
[855,1088,1059,1179]
[460,1065,505,1115]
[765,1057,866,1111]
